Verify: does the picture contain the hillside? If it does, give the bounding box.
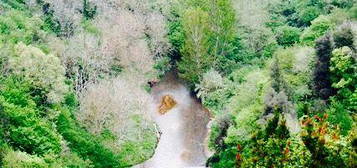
[0,0,356,168]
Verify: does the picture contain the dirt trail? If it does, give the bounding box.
[134,73,211,168]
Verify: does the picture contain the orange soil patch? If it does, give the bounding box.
[158,95,177,114]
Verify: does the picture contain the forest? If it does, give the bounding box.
[0,0,356,168]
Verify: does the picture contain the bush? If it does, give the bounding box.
[301,15,335,45]
[349,4,357,19]
[301,114,355,167]
[196,69,224,102]
[0,9,43,45]
[276,26,301,46]
[238,113,312,168]
[9,43,68,103]
[333,22,356,49]
[56,109,122,168]
[178,8,211,85]
[312,35,335,100]
[2,150,48,168]
[327,100,353,135]
[153,56,172,78]
[330,47,357,111]
[298,6,320,26]
[0,77,62,156]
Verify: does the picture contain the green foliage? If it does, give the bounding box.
[267,0,352,29]
[82,0,97,20]
[209,115,234,151]
[1,0,27,10]
[0,9,43,45]
[298,6,321,26]
[276,26,301,46]
[330,47,357,112]
[9,43,68,103]
[56,109,123,168]
[237,113,312,168]
[154,56,172,78]
[168,19,185,60]
[349,4,357,19]
[331,0,356,8]
[301,114,355,167]
[0,77,62,156]
[2,150,49,168]
[178,0,242,86]
[327,100,353,135]
[301,15,335,45]
[178,8,211,85]
[274,46,315,101]
[196,69,224,102]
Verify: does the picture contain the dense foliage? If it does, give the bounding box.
[166,0,357,167]
[0,0,356,167]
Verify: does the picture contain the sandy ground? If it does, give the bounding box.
[134,73,210,168]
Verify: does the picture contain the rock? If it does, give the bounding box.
[158,95,177,114]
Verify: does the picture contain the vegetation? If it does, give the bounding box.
[0,0,356,167]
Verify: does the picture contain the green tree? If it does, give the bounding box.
[178,8,212,85]
[276,26,301,46]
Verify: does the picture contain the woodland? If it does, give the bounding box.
[0,0,356,168]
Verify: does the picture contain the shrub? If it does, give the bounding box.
[349,4,357,19]
[301,15,335,45]
[209,114,234,151]
[2,150,48,168]
[330,47,357,111]
[312,35,336,100]
[56,109,122,168]
[178,8,211,85]
[196,69,224,102]
[298,6,320,26]
[327,99,353,135]
[301,114,355,167]
[9,43,68,103]
[237,113,312,168]
[276,26,301,46]
[0,77,62,156]
[0,9,43,45]
[153,56,172,78]
[333,22,356,49]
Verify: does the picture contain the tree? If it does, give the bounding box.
[178,8,212,85]
[276,25,301,47]
[9,43,68,103]
[313,35,336,100]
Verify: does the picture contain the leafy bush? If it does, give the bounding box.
[327,99,353,135]
[276,26,301,46]
[312,35,335,100]
[178,8,211,85]
[9,43,68,103]
[349,4,357,19]
[2,150,48,168]
[56,109,123,168]
[154,56,172,78]
[238,113,312,168]
[301,114,355,167]
[298,6,320,26]
[0,77,62,156]
[301,15,334,45]
[196,69,224,102]
[0,9,43,45]
[333,22,356,50]
[330,47,357,111]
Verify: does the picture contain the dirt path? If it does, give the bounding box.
[134,73,211,168]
